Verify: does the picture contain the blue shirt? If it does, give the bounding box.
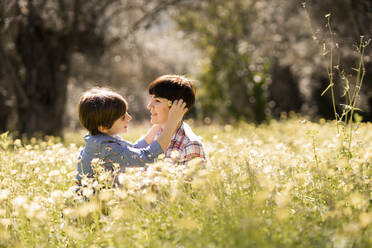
[76,134,163,181]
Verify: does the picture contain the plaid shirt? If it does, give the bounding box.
[156,122,207,165]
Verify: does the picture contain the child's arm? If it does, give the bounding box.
[127,100,186,150]
[100,100,187,169]
[130,125,162,149]
[101,140,163,168]
[143,124,162,144]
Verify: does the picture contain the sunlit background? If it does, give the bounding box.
[0,0,371,137]
[0,1,371,247]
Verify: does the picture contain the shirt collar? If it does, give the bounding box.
[84,133,121,142]
[171,121,184,140]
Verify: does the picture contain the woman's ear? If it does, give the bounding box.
[98,125,108,134]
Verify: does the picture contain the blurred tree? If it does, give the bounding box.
[256,0,371,120]
[257,0,371,121]
[175,0,270,123]
[268,58,303,118]
[175,0,371,122]
[0,0,183,136]
[62,10,201,129]
[305,0,372,121]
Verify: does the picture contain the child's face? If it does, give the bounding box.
[104,112,132,136]
[147,95,170,126]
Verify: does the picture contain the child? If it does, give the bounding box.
[146,75,207,165]
[76,87,187,182]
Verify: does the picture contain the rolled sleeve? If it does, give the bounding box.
[132,138,149,149]
[184,142,207,162]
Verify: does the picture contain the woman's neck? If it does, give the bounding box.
[160,120,182,130]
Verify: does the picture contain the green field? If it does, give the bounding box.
[0,119,371,247]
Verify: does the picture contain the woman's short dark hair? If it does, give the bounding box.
[78,87,127,135]
[148,75,196,109]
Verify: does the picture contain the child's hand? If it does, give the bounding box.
[168,99,188,123]
[149,124,162,137]
[151,124,162,133]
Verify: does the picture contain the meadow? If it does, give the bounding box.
[0,118,371,247]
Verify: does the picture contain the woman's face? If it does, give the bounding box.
[147,95,170,126]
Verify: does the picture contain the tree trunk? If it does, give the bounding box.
[268,59,303,118]
[0,88,11,132]
[0,49,13,133]
[15,18,71,136]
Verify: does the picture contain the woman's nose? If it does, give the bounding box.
[147,101,153,110]
[127,113,132,121]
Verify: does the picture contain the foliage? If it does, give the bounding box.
[0,120,371,247]
[303,2,371,157]
[281,0,372,121]
[0,0,185,136]
[2,0,371,133]
[174,0,372,123]
[174,0,270,123]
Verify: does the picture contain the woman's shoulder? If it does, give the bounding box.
[182,122,203,144]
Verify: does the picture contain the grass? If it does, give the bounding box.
[0,118,371,247]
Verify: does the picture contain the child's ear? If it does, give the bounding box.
[98,125,108,134]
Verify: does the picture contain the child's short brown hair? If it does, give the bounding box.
[78,87,127,135]
[148,75,196,109]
